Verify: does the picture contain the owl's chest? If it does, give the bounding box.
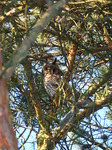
[44,74,60,97]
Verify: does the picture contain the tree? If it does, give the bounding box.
[0,0,112,149]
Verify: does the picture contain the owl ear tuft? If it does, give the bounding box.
[52,58,57,65]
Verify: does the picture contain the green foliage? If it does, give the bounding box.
[0,0,112,149]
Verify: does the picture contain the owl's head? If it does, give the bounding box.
[42,58,63,77]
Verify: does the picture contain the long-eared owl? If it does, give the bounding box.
[43,58,63,97]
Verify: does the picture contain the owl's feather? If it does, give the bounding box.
[43,59,62,97]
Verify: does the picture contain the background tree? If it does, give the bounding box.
[0,0,112,149]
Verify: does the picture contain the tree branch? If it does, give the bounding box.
[0,0,69,81]
[53,92,112,142]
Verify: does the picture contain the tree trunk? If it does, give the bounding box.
[0,47,18,150]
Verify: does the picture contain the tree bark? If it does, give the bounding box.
[0,47,18,150]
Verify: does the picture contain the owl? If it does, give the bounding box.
[43,58,63,97]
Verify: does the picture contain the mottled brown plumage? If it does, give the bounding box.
[43,59,63,97]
